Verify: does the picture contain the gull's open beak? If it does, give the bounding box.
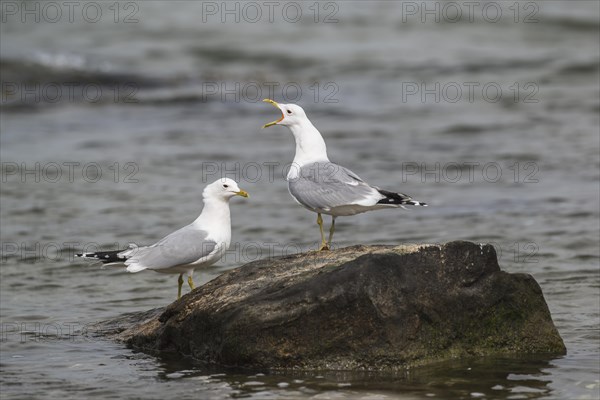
[235,189,249,198]
[262,98,283,128]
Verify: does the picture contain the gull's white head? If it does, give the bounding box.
[262,99,309,128]
[203,178,249,201]
[262,98,329,164]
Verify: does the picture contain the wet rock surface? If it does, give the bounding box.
[98,241,565,370]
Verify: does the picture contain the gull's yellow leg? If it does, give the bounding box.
[177,273,184,299]
[188,275,195,290]
[328,216,337,248]
[317,213,329,251]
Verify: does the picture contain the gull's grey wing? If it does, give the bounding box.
[288,162,381,211]
[124,226,217,271]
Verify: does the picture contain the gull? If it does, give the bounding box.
[76,178,249,299]
[262,99,426,251]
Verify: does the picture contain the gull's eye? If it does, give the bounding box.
[287,110,292,114]
[223,184,229,188]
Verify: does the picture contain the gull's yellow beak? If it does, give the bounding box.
[235,189,249,198]
[262,98,284,128]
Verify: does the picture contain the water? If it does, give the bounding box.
[1,1,599,399]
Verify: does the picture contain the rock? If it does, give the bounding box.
[103,241,565,370]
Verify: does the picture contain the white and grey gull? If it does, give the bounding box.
[262,99,426,251]
[76,178,248,299]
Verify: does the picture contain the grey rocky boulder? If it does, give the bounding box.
[105,241,565,370]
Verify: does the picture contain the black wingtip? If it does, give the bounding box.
[377,189,426,207]
[76,249,128,263]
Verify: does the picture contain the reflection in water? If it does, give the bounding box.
[147,352,561,399]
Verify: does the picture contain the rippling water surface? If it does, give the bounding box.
[1,2,599,399]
